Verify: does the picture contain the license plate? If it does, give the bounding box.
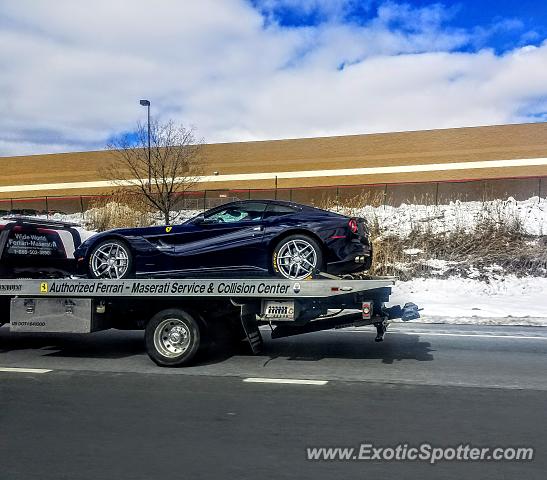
[261,300,296,320]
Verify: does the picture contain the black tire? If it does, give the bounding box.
[363,253,373,271]
[272,234,323,280]
[145,308,201,367]
[87,239,133,279]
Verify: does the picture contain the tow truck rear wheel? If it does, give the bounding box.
[145,309,201,367]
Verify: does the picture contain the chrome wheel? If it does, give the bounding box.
[275,239,318,280]
[153,319,191,359]
[90,242,130,279]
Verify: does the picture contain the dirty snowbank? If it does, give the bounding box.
[390,276,547,326]
[347,196,547,236]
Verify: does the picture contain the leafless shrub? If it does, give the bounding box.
[317,190,385,214]
[357,199,547,280]
[105,119,206,224]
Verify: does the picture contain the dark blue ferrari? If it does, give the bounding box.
[74,200,372,280]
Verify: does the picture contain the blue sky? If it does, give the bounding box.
[253,0,546,51]
[0,0,546,155]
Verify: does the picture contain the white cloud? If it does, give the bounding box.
[0,0,546,156]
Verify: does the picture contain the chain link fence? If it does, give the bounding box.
[0,176,544,217]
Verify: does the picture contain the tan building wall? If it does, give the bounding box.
[0,122,546,210]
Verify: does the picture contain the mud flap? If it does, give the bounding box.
[373,320,388,342]
[240,304,263,354]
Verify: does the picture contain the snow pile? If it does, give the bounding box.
[35,196,547,238]
[39,209,201,231]
[340,196,547,280]
[344,196,547,236]
[390,276,547,325]
[35,212,84,224]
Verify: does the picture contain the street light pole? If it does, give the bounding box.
[139,99,151,191]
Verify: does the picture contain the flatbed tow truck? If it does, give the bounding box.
[0,276,419,367]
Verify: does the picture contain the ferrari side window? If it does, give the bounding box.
[263,204,298,219]
[204,203,267,224]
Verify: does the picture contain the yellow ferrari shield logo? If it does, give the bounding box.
[166,226,172,233]
[40,282,48,293]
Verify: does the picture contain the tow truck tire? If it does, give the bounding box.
[145,309,201,367]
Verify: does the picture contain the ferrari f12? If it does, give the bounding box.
[74,200,372,280]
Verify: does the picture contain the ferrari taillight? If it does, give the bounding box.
[348,219,358,234]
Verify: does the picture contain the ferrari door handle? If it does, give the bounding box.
[252,226,264,231]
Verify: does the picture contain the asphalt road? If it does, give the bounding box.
[1,322,547,479]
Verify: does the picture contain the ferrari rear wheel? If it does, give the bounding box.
[272,234,323,280]
[88,239,133,279]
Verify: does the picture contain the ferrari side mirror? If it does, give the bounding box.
[193,215,205,225]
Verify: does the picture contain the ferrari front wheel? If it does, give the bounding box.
[272,234,323,280]
[88,239,133,279]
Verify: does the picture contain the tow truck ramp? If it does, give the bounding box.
[0,277,419,367]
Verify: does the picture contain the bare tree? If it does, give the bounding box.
[105,119,205,224]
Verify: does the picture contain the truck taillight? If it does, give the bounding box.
[362,301,373,320]
[348,219,358,234]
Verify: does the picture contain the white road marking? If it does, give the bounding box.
[243,377,328,385]
[393,332,547,340]
[0,367,52,373]
[333,329,547,340]
[1,156,547,193]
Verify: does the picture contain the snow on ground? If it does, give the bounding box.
[344,196,547,236]
[389,276,547,326]
[37,212,85,224]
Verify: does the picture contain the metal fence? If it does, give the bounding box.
[0,176,545,217]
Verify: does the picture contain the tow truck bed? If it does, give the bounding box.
[0,277,419,367]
